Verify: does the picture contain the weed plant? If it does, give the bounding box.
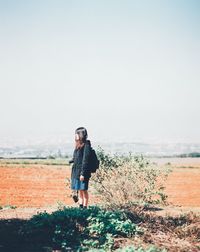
[91,148,171,208]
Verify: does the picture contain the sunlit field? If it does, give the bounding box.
[0,157,199,251]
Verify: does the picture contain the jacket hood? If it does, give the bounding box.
[85,140,91,146]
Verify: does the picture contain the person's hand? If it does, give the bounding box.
[80,175,84,181]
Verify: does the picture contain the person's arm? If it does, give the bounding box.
[68,150,75,164]
[80,143,90,178]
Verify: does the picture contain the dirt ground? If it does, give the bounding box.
[0,165,72,207]
[0,160,200,219]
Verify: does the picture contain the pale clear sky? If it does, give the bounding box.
[0,0,200,145]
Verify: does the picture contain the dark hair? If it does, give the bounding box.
[75,127,88,141]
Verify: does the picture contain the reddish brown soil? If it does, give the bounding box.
[0,164,200,209]
[164,167,200,207]
[0,165,73,207]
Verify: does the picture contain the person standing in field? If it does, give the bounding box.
[70,127,91,208]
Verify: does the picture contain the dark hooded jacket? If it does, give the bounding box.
[71,140,91,180]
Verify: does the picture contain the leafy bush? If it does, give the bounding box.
[91,149,171,208]
[20,206,142,251]
[84,208,142,250]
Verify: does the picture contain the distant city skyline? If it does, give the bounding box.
[1,0,200,146]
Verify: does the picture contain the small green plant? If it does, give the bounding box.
[3,205,17,209]
[83,208,142,250]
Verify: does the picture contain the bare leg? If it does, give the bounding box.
[79,190,83,205]
[83,190,89,207]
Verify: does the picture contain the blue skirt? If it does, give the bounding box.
[71,178,89,190]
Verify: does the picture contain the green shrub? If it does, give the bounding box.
[21,206,142,251]
[84,208,142,250]
[91,149,171,208]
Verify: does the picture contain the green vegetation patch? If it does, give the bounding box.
[0,206,199,251]
[20,206,143,251]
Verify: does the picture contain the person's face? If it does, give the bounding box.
[75,133,80,141]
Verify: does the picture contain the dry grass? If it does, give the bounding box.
[91,155,171,208]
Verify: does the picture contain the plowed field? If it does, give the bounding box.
[0,160,200,208]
